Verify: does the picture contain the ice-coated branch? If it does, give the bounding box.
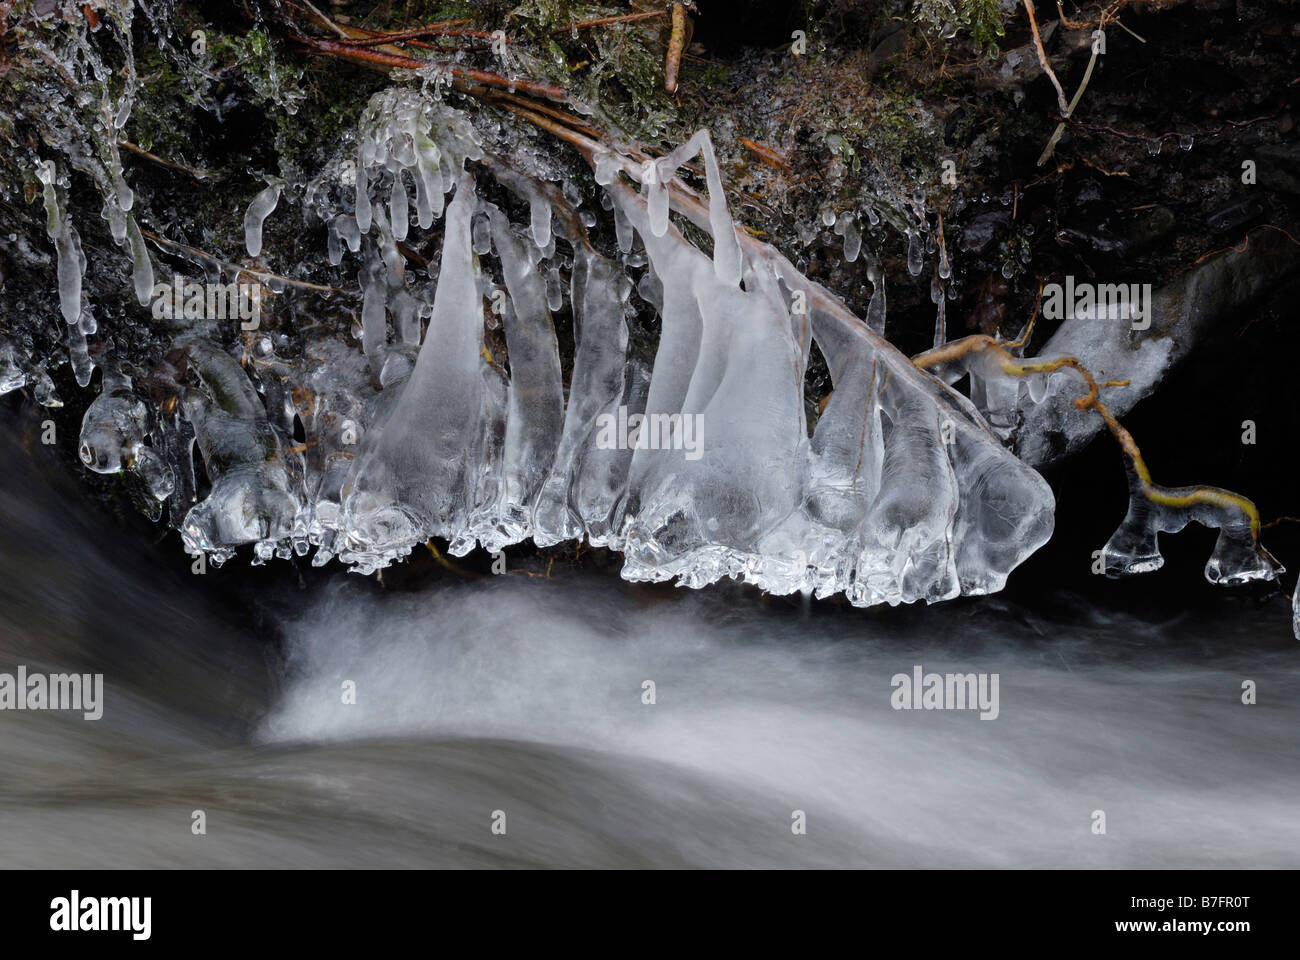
[913,313,1282,588]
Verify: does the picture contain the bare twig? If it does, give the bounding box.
[295,0,348,39]
[739,138,792,172]
[1037,41,1100,166]
[340,25,494,46]
[118,140,212,182]
[557,10,668,33]
[665,2,686,93]
[141,229,353,295]
[1024,0,1070,116]
[295,35,570,102]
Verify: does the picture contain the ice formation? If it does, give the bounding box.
[913,326,1282,590]
[38,160,86,327]
[21,87,1061,606]
[1091,401,1279,586]
[1293,578,1299,642]
[0,344,28,396]
[3,9,1291,632]
[178,339,302,561]
[243,182,283,258]
[317,95,1053,603]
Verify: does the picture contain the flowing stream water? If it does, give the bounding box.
[1,426,1296,869]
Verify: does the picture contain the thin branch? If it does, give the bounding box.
[340,25,494,46]
[913,331,1268,549]
[118,140,213,182]
[1037,41,1099,166]
[294,0,348,39]
[295,35,570,102]
[1024,0,1070,116]
[141,229,353,295]
[665,2,686,93]
[556,10,668,33]
[739,137,792,172]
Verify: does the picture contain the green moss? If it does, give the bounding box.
[912,0,1006,57]
[127,47,198,158]
[506,2,680,139]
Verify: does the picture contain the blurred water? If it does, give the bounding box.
[1,427,1297,868]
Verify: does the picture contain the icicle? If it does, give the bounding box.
[637,265,664,313]
[178,340,301,557]
[907,230,924,276]
[390,169,409,242]
[415,136,444,223]
[801,311,885,588]
[68,324,92,387]
[391,290,421,345]
[244,182,283,258]
[929,270,946,349]
[336,214,361,254]
[361,268,388,377]
[33,368,60,408]
[613,202,634,253]
[648,130,742,286]
[472,212,492,254]
[355,146,372,234]
[843,218,862,263]
[534,247,632,546]
[126,215,153,306]
[327,220,343,265]
[38,160,87,325]
[593,150,619,186]
[372,207,403,286]
[866,273,887,335]
[608,172,806,587]
[78,368,147,474]
[529,194,552,248]
[341,172,491,561]
[545,267,563,312]
[1083,412,1283,587]
[0,344,28,395]
[134,447,175,501]
[647,177,671,238]
[102,189,129,244]
[480,204,565,549]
